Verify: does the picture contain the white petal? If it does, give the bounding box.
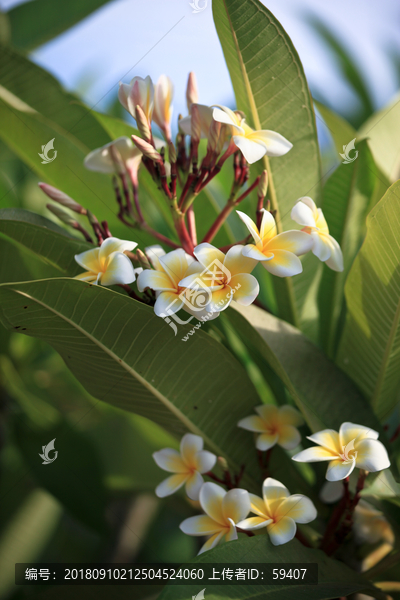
[268,230,314,256]
[259,209,277,241]
[339,422,379,447]
[178,115,192,136]
[256,432,279,451]
[237,415,266,433]
[180,433,203,463]
[267,517,297,545]
[236,516,271,530]
[194,450,217,473]
[179,515,221,536]
[324,235,344,272]
[247,130,293,157]
[193,243,226,270]
[291,200,317,228]
[75,247,100,272]
[154,291,183,317]
[233,135,267,164]
[199,482,226,525]
[224,244,258,275]
[137,269,176,292]
[99,237,137,261]
[263,250,303,277]
[326,459,356,482]
[277,494,317,524]
[212,107,243,133]
[100,252,136,286]
[236,211,261,244]
[152,448,187,473]
[355,439,390,472]
[225,518,238,542]
[155,473,188,497]
[262,478,290,510]
[292,447,336,462]
[278,405,304,427]
[242,244,272,261]
[277,425,301,450]
[222,488,251,523]
[159,249,192,286]
[308,429,341,453]
[198,531,225,555]
[185,471,204,501]
[311,231,331,262]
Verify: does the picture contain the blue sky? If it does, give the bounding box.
[2,0,400,129]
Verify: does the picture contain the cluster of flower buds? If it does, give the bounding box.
[40,71,344,321]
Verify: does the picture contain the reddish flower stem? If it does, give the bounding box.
[187,205,197,246]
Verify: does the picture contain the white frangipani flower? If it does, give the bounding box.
[237,478,317,545]
[237,209,313,277]
[212,105,292,164]
[238,405,304,451]
[118,75,154,125]
[292,422,390,482]
[180,482,250,554]
[153,75,174,141]
[74,237,137,286]
[291,197,344,272]
[153,434,216,501]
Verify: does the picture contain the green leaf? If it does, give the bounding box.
[358,91,400,183]
[0,208,90,277]
[0,44,110,149]
[212,0,321,327]
[7,0,112,52]
[225,304,383,434]
[337,180,400,419]
[361,470,400,500]
[0,278,263,491]
[158,536,381,600]
[318,140,382,357]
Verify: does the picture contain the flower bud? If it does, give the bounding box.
[207,119,221,153]
[39,183,86,215]
[118,75,154,125]
[186,72,199,114]
[258,170,268,199]
[135,104,152,141]
[131,135,163,164]
[153,74,174,142]
[46,203,78,227]
[168,141,177,164]
[191,104,202,144]
[136,249,151,270]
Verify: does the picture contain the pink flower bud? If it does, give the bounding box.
[39,183,86,215]
[131,135,163,163]
[118,75,154,125]
[186,71,199,114]
[153,75,174,142]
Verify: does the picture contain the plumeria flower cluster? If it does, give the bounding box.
[39,71,344,321]
[150,414,391,556]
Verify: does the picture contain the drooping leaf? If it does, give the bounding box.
[7,0,113,52]
[337,180,400,419]
[158,536,382,600]
[212,0,321,327]
[358,91,400,183]
[225,304,383,435]
[0,278,263,492]
[318,140,382,357]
